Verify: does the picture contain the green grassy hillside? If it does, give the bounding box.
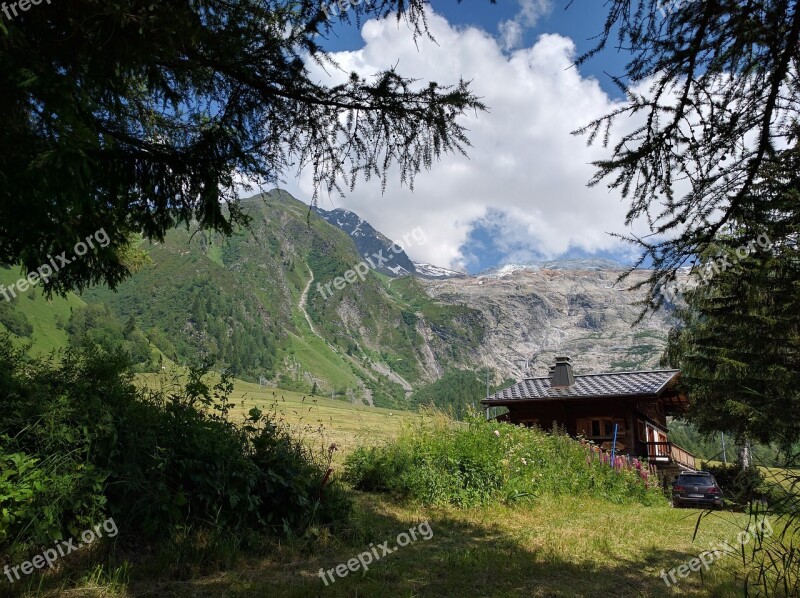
[74,190,489,408]
[0,190,490,410]
[0,266,86,355]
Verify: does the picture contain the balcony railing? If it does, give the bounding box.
[644,442,696,470]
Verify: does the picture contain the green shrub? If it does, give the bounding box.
[0,336,351,563]
[0,300,33,337]
[344,415,664,508]
[66,305,155,371]
[700,462,778,509]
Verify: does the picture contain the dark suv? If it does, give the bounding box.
[672,471,723,509]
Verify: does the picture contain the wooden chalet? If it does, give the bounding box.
[481,356,696,475]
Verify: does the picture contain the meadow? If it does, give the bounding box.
[136,373,426,466]
[9,374,775,597]
[104,494,753,597]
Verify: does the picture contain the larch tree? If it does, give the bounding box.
[576,0,800,309]
[582,0,800,451]
[0,0,492,294]
[663,150,800,452]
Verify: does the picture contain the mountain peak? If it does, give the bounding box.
[412,262,467,279]
[479,258,626,278]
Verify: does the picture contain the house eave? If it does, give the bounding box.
[652,370,681,396]
[481,393,661,407]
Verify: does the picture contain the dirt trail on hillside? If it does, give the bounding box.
[298,266,319,337]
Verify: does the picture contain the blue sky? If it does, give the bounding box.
[287,1,652,274]
[319,1,630,99]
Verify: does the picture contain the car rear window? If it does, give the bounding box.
[678,475,713,485]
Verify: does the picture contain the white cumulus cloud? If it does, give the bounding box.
[498,19,523,51]
[289,8,650,272]
[499,0,552,50]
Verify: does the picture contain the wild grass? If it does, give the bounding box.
[34,493,756,597]
[136,372,425,466]
[12,375,795,597]
[343,414,664,507]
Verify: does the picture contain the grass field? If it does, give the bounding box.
[136,373,424,465]
[19,375,773,597]
[0,266,86,355]
[163,495,754,597]
[51,493,755,597]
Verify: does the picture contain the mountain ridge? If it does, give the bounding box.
[0,190,675,408]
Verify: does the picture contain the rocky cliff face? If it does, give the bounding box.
[418,266,674,380]
[62,189,677,403]
[311,199,675,382]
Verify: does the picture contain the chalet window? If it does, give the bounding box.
[587,418,625,439]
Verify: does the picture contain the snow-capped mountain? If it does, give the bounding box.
[312,206,418,277]
[312,206,464,279]
[411,262,467,279]
[479,258,626,278]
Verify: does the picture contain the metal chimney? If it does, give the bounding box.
[551,356,575,387]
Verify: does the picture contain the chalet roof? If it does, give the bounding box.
[482,369,680,404]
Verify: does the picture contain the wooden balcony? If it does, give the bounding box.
[643,442,696,470]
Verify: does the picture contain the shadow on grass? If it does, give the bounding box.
[101,498,743,598]
[7,493,751,598]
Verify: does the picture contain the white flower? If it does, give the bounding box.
[521,458,527,465]
[494,430,500,437]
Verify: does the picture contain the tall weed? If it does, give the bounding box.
[345,415,664,507]
[0,337,351,565]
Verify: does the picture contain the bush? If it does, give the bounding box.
[700,462,779,509]
[344,415,664,508]
[0,337,350,563]
[0,300,33,337]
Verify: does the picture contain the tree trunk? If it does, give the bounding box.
[738,441,752,469]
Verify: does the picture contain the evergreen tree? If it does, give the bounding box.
[664,148,800,452]
[579,0,800,309]
[123,315,137,338]
[1,0,489,295]
[410,368,501,420]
